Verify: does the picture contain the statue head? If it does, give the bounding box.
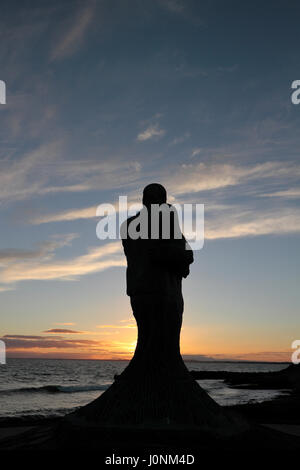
[142,183,167,208]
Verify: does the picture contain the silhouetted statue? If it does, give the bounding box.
[119,183,194,381]
[69,184,244,435]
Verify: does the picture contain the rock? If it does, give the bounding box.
[190,364,300,391]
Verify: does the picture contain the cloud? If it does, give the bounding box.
[31,206,97,225]
[5,146,296,209]
[50,1,95,60]
[4,335,55,340]
[96,323,136,330]
[0,248,49,262]
[169,133,191,146]
[43,327,121,336]
[0,331,136,359]
[191,148,201,157]
[43,329,82,334]
[213,351,291,362]
[137,124,166,141]
[0,141,63,203]
[216,64,238,73]
[0,234,77,263]
[32,160,299,221]
[1,334,107,350]
[262,188,300,199]
[0,286,14,292]
[166,161,300,196]
[205,208,300,239]
[0,239,124,290]
[165,160,300,239]
[181,354,215,361]
[25,160,300,241]
[29,197,141,225]
[1,156,299,291]
[158,0,185,13]
[0,141,141,203]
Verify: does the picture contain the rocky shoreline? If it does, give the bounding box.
[190,363,300,391]
[0,364,299,452]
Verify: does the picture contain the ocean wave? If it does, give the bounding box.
[0,384,110,395]
[0,407,80,426]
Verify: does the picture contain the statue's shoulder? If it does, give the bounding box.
[120,214,140,240]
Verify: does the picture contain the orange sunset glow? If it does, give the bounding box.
[2,318,292,362]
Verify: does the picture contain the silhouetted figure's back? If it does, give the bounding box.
[122,187,193,296]
[70,184,244,435]
[120,183,193,380]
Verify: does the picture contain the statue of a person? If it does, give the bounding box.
[70,184,244,435]
[120,183,194,381]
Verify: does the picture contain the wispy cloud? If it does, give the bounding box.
[158,0,185,13]
[169,133,191,146]
[29,197,141,225]
[30,206,97,225]
[0,285,14,292]
[96,323,136,330]
[191,148,201,157]
[137,124,166,141]
[0,142,141,204]
[0,141,63,203]
[25,161,300,241]
[50,1,95,60]
[0,239,124,290]
[262,188,300,199]
[1,334,108,351]
[0,234,77,263]
[43,328,82,334]
[205,207,300,239]
[0,331,136,359]
[29,202,300,240]
[166,161,300,195]
[213,351,291,362]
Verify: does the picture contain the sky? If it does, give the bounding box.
[0,0,299,362]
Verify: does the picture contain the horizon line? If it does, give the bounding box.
[4,356,291,365]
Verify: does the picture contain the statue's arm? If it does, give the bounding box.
[150,236,194,278]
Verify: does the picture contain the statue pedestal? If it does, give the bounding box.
[67,294,247,436]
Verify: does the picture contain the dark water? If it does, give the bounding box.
[0,358,288,420]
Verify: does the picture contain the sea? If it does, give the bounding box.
[0,359,289,422]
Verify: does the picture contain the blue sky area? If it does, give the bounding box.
[0,0,299,360]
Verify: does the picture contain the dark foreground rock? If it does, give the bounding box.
[1,392,300,453]
[190,363,300,391]
[228,393,300,424]
[0,418,299,453]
